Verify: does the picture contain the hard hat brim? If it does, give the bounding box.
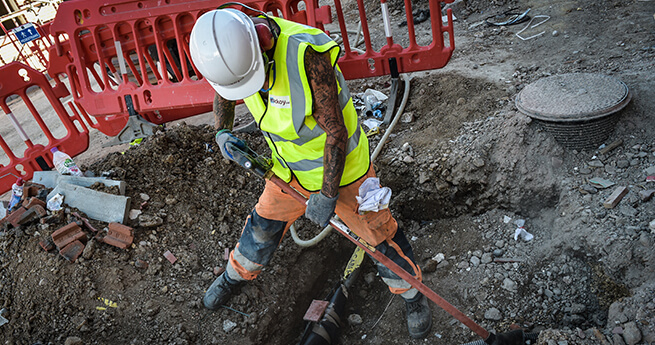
[206,53,266,101]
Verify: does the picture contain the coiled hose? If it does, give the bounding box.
[289,73,411,247]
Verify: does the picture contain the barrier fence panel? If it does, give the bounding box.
[1,19,55,72]
[47,0,454,135]
[0,0,454,192]
[0,62,89,194]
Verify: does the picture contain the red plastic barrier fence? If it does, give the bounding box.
[47,0,454,136]
[0,62,89,194]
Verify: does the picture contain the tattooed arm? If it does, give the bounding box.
[305,47,347,198]
[213,92,236,130]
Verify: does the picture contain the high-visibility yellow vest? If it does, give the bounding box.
[244,17,369,191]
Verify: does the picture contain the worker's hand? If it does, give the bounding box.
[215,129,246,161]
[305,192,338,227]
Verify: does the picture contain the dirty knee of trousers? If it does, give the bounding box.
[404,293,432,339]
[203,273,244,310]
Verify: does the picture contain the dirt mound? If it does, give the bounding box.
[1,0,654,344]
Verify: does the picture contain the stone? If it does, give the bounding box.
[484,307,502,320]
[579,184,598,194]
[347,314,363,325]
[639,189,655,201]
[129,209,142,220]
[622,321,642,345]
[64,336,83,345]
[501,278,517,292]
[481,253,493,264]
[139,215,163,227]
[470,256,480,267]
[432,253,445,263]
[400,112,414,123]
[570,303,586,314]
[588,160,604,168]
[457,261,469,269]
[82,240,95,260]
[223,319,237,333]
[579,167,592,174]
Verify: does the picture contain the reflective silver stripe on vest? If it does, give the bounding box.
[284,125,362,172]
[335,68,351,110]
[287,32,336,137]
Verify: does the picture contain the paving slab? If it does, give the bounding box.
[33,171,126,195]
[47,183,131,224]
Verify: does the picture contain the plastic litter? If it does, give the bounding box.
[356,177,392,214]
[485,8,531,26]
[362,118,383,131]
[47,193,64,211]
[513,219,533,241]
[516,14,550,41]
[51,147,83,176]
[8,178,24,210]
[363,89,388,117]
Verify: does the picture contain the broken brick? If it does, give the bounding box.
[41,211,64,224]
[59,240,85,262]
[163,250,177,264]
[39,238,55,252]
[51,223,87,249]
[17,205,46,225]
[22,184,43,199]
[1,207,27,229]
[102,222,134,249]
[603,186,629,209]
[135,258,149,269]
[303,300,329,322]
[23,197,46,210]
[72,212,98,232]
[213,266,225,276]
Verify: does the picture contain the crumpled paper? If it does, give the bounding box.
[356,177,392,214]
[513,219,533,241]
[47,193,64,211]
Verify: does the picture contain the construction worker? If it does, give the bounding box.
[189,7,431,339]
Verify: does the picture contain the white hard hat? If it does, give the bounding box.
[190,9,265,100]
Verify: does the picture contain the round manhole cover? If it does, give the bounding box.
[515,73,631,122]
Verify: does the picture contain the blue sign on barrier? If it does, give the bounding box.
[12,23,41,44]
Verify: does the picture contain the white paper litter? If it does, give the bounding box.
[47,193,64,211]
[356,177,392,214]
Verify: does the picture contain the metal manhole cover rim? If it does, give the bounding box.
[515,73,632,123]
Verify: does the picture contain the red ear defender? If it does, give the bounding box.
[255,23,275,51]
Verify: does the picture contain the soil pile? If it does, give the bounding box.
[0,0,654,344]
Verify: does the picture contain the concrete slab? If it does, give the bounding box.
[47,183,131,224]
[32,171,126,195]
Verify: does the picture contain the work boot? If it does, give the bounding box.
[203,272,243,310]
[404,293,432,339]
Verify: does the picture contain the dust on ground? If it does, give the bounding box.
[1,0,654,344]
